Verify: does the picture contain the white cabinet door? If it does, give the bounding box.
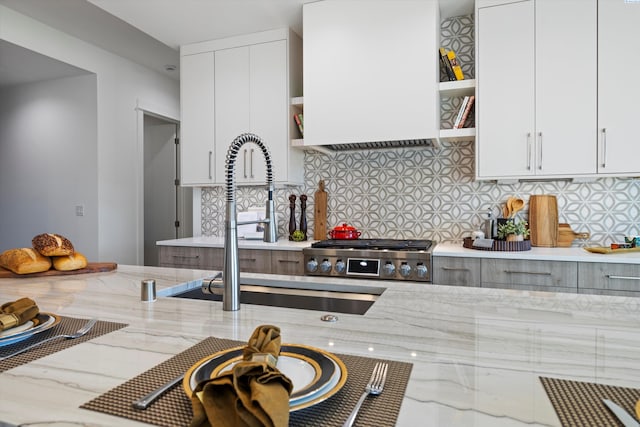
[598,1,640,175]
[180,52,215,185]
[214,40,292,185]
[477,1,535,178]
[213,46,252,184]
[535,0,596,176]
[477,0,597,179]
[303,0,438,147]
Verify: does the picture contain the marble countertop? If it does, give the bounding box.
[434,240,640,264]
[156,236,314,250]
[2,265,640,426]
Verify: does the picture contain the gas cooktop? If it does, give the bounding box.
[310,239,433,251]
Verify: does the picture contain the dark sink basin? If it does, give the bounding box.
[170,282,383,315]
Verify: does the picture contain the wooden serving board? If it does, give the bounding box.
[0,262,117,278]
[584,247,640,255]
[529,195,558,247]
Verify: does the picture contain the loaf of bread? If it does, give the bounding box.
[32,233,74,256]
[52,252,87,271]
[0,248,52,274]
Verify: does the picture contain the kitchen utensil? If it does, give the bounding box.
[314,180,328,240]
[502,204,509,219]
[510,198,524,217]
[328,223,361,240]
[528,195,558,247]
[602,399,640,427]
[0,318,97,361]
[635,398,640,421]
[557,223,591,247]
[342,362,388,427]
[132,374,185,410]
[506,197,514,218]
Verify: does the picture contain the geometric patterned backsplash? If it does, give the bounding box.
[200,14,640,247]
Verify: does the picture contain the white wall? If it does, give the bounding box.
[0,5,180,264]
[0,74,99,259]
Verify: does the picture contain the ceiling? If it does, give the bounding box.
[0,0,474,85]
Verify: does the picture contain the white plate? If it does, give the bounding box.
[0,320,34,338]
[183,344,347,411]
[0,313,60,347]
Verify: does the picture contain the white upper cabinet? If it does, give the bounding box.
[476,0,597,180]
[180,52,215,185]
[180,29,303,187]
[302,0,439,148]
[598,0,640,174]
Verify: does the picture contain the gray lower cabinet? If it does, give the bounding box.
[158,246,223,270]
[432,256,481,287]
[578,262,640,296]
[482,259,578,293]
[158,245,302,276]
[271,250,304,275]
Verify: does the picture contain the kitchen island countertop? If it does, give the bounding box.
[1,265,639,426]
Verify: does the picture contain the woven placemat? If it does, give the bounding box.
[540,376,640,426]
[0,316,128,372]
[81,337,413,427]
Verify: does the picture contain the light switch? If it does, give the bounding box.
[75,205,84,216]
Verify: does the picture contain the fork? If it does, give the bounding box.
[342,362,388,427]
[0,318,98,361]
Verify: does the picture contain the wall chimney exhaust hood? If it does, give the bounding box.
[302,0,440,152]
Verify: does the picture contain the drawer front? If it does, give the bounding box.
[158,246,223,270]
[271,251,303,276]
[579,262,640,294]
[432,256,481,287]
[239,249,271,273]
[481,259,577,290]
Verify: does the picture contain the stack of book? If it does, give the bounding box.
[453,95,474,129]
[293,113,304,137]
[439,47,465,81]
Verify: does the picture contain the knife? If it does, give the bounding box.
[132,374,185,410]
[603,399,640,427]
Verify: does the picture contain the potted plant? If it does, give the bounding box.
[497,219,530,242]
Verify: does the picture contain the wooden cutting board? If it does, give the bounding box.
[314,179,328,240]
[557,223,590,247]
[529,195,558,247]
[0,262,117,278]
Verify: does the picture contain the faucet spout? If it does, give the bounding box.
[223,133,277,311]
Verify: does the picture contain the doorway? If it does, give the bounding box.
[143,114,192,266]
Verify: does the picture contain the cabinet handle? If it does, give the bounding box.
[172,255,200,260]
[278,259,300,264]
[537,132,543,170]
[243,149,248,178]
[250,148,254,179]
[441,267,470,272]
[526,132,532,170]
[601,128,607,168]
[208,151,212,180]
[240,258,257,263]
[606,275,640,281]
[504,270,552,276]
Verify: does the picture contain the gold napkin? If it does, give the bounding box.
[0,297,39,331]
[190,325,294,427]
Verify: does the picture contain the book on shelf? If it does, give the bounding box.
[293,113,304,137]
[455,95,475,129]
[453,96,470,128]
[439,47,456,81]
[446,49,465,81]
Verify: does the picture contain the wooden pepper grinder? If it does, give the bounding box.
[299,194,308,241]
[288,194,297,241]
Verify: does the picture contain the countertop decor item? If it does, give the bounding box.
[529,195,559,247]
[328,223,361,240]
[314,180,328,240]
[497,219,530,242]
[299,194,308,241]
[463,237,531,252]
[288,194,297,241]
[0,262,117,278]
[557,224,590,247]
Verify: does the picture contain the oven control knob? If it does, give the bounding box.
[399,263,412,277]
[415,263,429,279]
[306,258,318,273]
[335,260,346,273]
[320,259,332,273]
[382,262,396,276]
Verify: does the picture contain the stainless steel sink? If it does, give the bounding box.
[170,277,384,315]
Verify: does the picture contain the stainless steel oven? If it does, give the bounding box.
[302,239,434,282]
